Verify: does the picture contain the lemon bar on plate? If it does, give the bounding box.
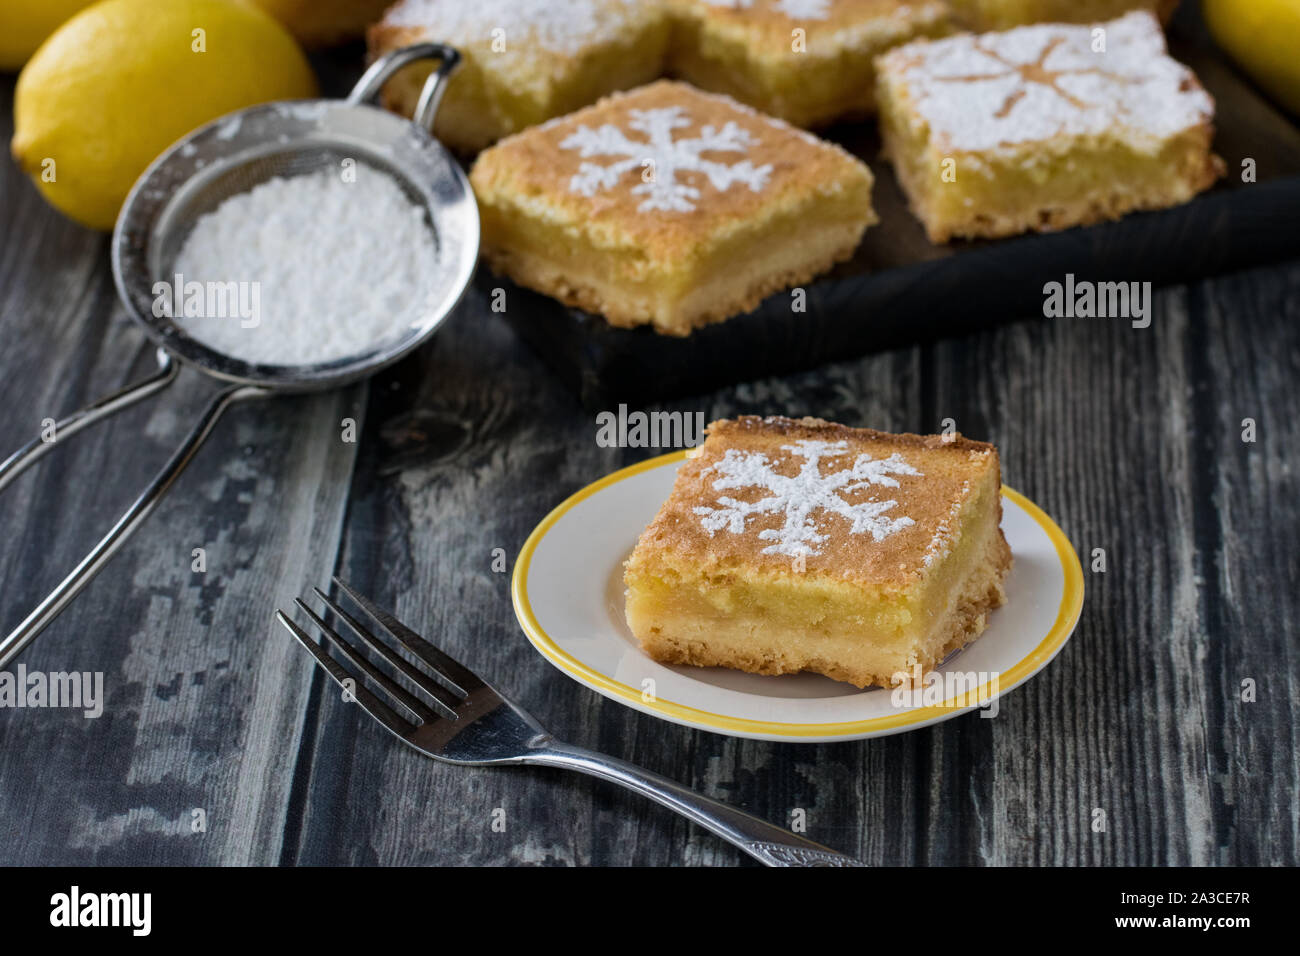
[875,10,1223,242]
[368,0,670,153]
[669,0,952,127]
[623,417,1012,689]
[947,0,1179,31]
[470,80,877,335]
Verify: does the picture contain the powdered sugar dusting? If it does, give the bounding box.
[561,106,773,212]
[172,166,437,366]
[382,0,644,55]
[922,479,971,567]
[881,11,1214,152]
[701,0,832,18]
[693,440,922,557]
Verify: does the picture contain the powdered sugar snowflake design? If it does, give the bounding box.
[693,440,923,558]
[701,0,832,18]
[560,107,773,213]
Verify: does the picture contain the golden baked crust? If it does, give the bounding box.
[623,416,1013,688]
[470,81,877,334]
[668,0,953,126]
[876,10,1223,242]
[632,416,1002,588]
[368,0,670,153]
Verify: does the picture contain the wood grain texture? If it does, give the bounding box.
[0,71,1296,867]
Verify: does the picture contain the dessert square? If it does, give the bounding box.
[368,0,671,153]
[470,80,877,335]
[623,417,1012,689]
[875,10,1223,242]
[669,0,953,127]
[947,0,1179,32]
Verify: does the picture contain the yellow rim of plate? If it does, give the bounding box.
[511,450,1085,738]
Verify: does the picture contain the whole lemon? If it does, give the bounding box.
[1204,0,1300,116]
[0,0,98,71]
[11,0,318,231]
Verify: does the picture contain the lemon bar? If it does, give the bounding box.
[669,0,952,127]
[875,10,1223,242]
[624,417,1012,689]
[470,81,877,335]
[368,0,671,153]
[948,0,1179,31]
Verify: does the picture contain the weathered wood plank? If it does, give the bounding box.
[1190,266,1300,866]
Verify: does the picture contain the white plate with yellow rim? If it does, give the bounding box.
[512,450,1084,743]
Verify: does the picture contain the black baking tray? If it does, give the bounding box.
[481,5,1300,409]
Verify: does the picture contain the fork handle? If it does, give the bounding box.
[526,742,866,867]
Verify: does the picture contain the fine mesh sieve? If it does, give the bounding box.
[114,43,478,389]
[0,43,478,667]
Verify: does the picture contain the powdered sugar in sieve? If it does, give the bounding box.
[167,163,439,366]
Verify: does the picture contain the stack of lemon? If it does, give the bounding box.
[1202,0,1300,116]
[7,0,317,230]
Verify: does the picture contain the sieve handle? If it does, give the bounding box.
[0,376,268,670]
[347,42,462,134]
[0,349,178,493]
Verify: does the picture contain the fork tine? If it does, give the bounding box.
[293,599,447,723]
[276,611,416,737]
[331,577,482,695]
[308,589,463,717]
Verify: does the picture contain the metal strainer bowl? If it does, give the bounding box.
[0,43,478,667]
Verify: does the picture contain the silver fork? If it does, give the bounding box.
[276,578,866,867]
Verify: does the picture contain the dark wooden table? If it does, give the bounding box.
[1,70,1296,867]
